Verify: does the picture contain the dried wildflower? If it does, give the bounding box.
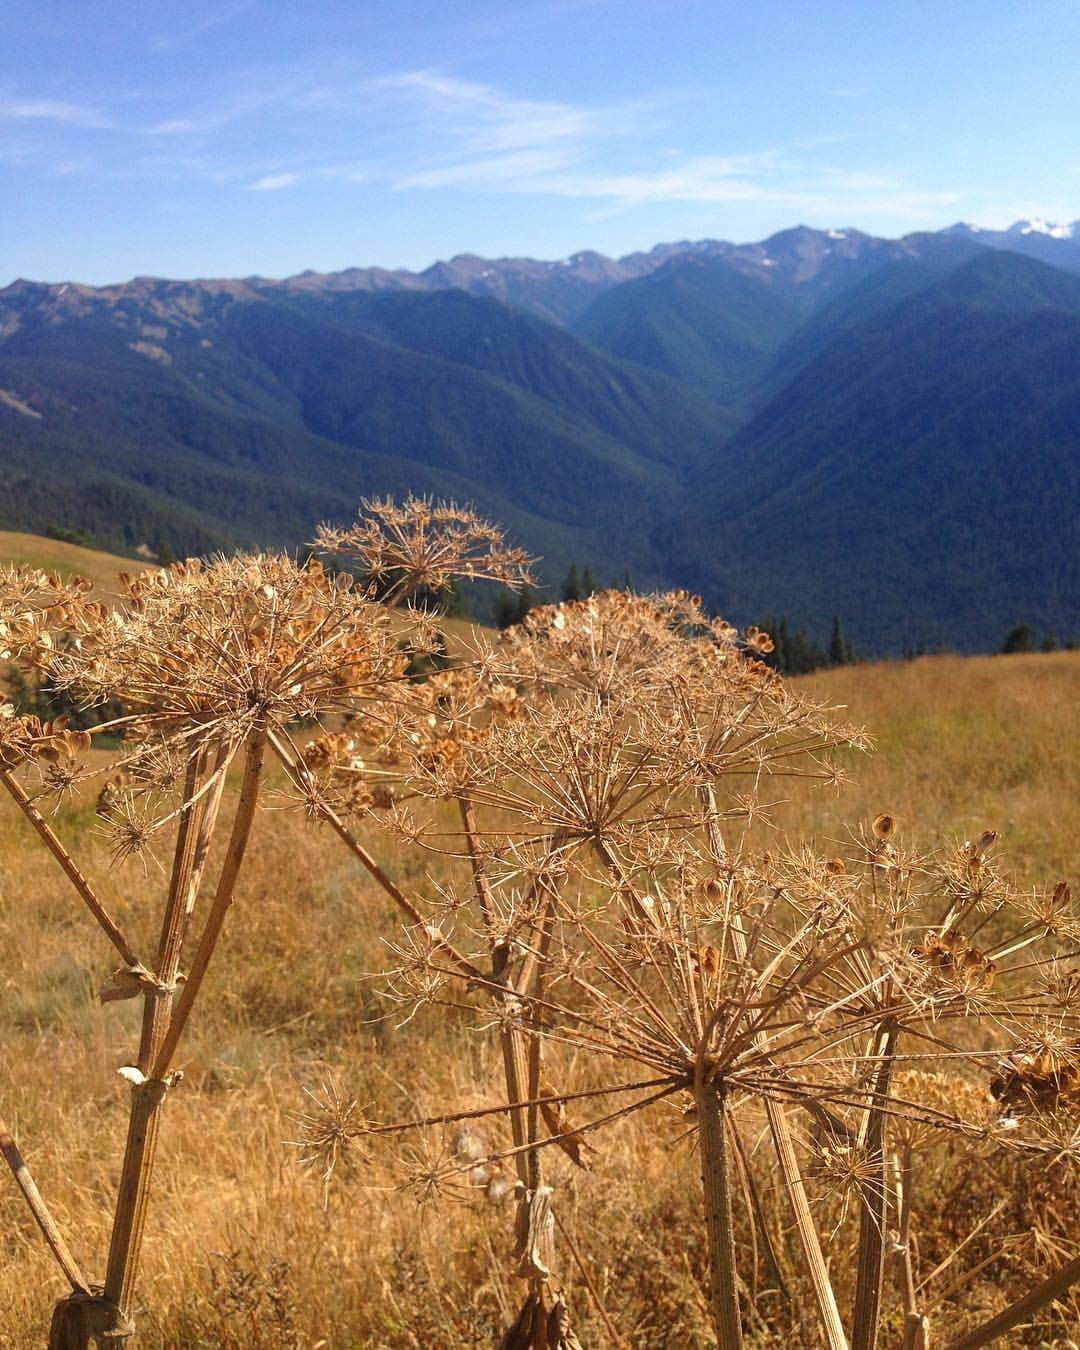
[0,564,90,665]
[399,1135,470,1208]
[49,554,412,758]
[911,929,997,992]
[744,625,775,655]
[0,706,41,770]
[991,1035,1080,1116]
[99,794,164,872]
[288,1082,372,1198]
[806,1123,881,1208]
[314,495,534,605]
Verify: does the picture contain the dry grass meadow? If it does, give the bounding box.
[0,533,134,599]
[1,527,1077,1349]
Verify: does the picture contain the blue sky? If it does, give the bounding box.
[4,0,1080,285]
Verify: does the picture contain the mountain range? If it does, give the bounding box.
[1,219,1078,651]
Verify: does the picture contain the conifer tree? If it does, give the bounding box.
[1002,621,1034,654]
[828,615,847,666]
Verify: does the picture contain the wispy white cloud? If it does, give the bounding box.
[0,98,113,129]
[148,2,256,53]
[396,128,957,223]
[368,69,616,155]
[343,69,956,224]
[249,171,301,191]
[0,63,966,228]
[145,85,287,137]
[401,147,585,189]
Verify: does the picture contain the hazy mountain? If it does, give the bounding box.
[12,216,1080,330]
[758,236,988,401]
[263,249,662,325]
[2,222,1079,649]
[290,288,740,461]
[945,219,1080,274]
[571,229,1006,407]
[258,218,1080,325]
[664,250,1080,650]
[571,253,808,407]
[0,278,729,587]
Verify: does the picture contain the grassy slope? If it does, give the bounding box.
[0,531,136,596]
[0,633,1076,1344]
[0,534,486,657]
[779,650,1078,881]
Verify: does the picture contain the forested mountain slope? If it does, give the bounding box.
[2,224,1078,649]
[662,251,1080,650]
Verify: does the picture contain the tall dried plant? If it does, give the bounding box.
[0,505,532,1345]
[4,533,1078,1347]
[306,590,1079,1348]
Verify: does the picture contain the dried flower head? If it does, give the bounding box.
[0,564,91,665]
[49,554,411,749]
[991,1034,1080,1116]
[314,496,534,605]
[288,1081,372,1198]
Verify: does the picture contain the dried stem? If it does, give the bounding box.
[851,1021,899,1350]
[947,1252,1080,1349]
[766,1099,850,1349]
[702,781,849,1349]
[151,728,265,1079]
[0,765,141,969]
[694,1076,743,1349]
[136,747,212,1071]
[894,1146,929,1350]
[268,728,482,982]
[104,735,251,1320]
[0,1116,88,1294]
[457,795,494,933]
[102,747,214,1319]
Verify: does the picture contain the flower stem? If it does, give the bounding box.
[694,1077,743,1348]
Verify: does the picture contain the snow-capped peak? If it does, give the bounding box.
[1008,218,1077,240]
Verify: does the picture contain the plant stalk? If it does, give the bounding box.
[765,1099,849,1349]
[694,1075,743,1348]
[947,1250,1080,1348]
[0,765,141,969]
[702,777,848,1350]
[151,729,264,1079]
[101,748,210,1320]
[0,1116,88,1293]
[895,1147,929,1350]
[851,1021,899,1350]
[104,733,254,1319]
